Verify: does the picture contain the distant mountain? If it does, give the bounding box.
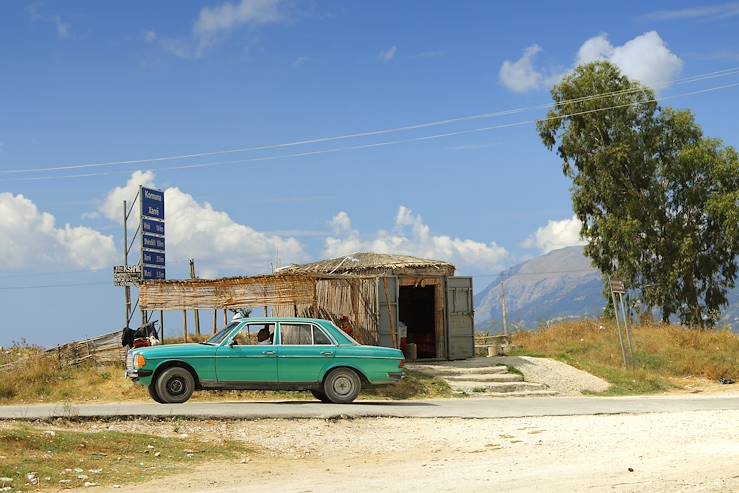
[474,246,738,332]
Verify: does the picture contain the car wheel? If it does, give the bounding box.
[147,384,165,404]
[310,389,332,403]
[154,367,195,404]
[322,368,361,404]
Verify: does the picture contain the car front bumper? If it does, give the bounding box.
[125,369,153,380]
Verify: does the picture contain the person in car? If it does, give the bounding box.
[257,327,272,345]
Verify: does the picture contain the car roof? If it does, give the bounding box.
[236,317,329,323]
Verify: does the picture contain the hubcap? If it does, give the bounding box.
[333,375,354,396]
[168,377,185,395]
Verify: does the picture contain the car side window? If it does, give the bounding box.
[232,323,275,346]
[312,326,333,345]
[279,324,334,345]
[279,324,312,345]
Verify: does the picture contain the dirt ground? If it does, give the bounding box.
[46,409,739,493]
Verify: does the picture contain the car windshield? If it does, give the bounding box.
[205,322,240,345]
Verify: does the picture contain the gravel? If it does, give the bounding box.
[490,355,610,395]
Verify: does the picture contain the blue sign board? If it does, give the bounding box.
[142,233,165,251]
[142,218,165,236]
[142,265,166,281]
[141,187,164,220]
[142,250,165,267]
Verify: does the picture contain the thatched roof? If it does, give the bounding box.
[277,252,455,277]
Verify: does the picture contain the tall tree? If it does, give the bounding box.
[537,61,739,327]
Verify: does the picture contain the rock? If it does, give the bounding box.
[628,467,634,472]
[77,475,89,480]
[74,468,84,473]
[44,431,56,437]
[88,469,102,474]
[154,452,161,457]
[147,445,155,450]
[83,482,99,487]
[0,478,11,483]
[112,485,121,489]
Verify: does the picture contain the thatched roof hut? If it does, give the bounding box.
[277,252,456,277]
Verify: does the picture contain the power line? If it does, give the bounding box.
[2,66,739,176]
[5,79,739,183]
[0,281,110,290]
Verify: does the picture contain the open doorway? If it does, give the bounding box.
[399,285,436,359]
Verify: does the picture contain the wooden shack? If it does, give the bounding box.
[138,252,475,360]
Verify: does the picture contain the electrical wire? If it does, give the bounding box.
[5,79,739,183]
[2,66,739,176]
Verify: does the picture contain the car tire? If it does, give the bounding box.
[322,368,361,404]
[154,367,195,404]
[310,389,332,403]
[148,384,165,404]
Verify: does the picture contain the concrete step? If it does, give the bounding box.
[444,373,523,383]
[409,365,509,376]
[448,381,550,394]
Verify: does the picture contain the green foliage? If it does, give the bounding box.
[537,61,739,327]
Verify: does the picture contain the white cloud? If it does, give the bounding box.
[161,0,284,58]
[324,206,508,273]
[499,31,683,92]
[29,5,70,40]
[522,215,586,254]
[100,171,306,275]
[292,55,310,67]
[378,45,398,62]
[144,30,157,43]
[0,193,115,271]
[499,45,544,93]
[640,3,739,22]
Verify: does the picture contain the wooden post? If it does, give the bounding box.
[183,310,188,343]
[501,282,509,338]
[312,281,319,318]
[213,308,217,334]
[382,278,398,348]
[159,310,164,343]
[223,309,228,326]
[189,259,201,336]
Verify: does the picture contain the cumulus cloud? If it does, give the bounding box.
[324,206,508,273]
[499,31,683,92]
[522,215,586,254]
[100,171,306,275]
[499,45,545,93]
[161,0,284,58]
[0,193,116,271]
[378,45,398,62]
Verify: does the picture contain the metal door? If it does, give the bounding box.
[377,276,398,348]
[446,277,474,360]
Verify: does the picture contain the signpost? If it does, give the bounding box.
[140,186,165,282]
[114,265,142,286]
[116,185,166,330]
[608,277,636,369]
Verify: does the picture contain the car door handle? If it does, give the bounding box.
[321,351,334,357]
[263,350,276,356]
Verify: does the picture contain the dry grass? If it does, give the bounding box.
[511,320,739,395]
[0,423,252,490]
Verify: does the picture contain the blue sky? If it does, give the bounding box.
[1,1,738,346]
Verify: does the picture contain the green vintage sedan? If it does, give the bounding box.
[126,317,405,404]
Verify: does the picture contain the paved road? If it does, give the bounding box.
[1,394,738,420]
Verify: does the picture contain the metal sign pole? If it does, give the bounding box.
[619,292,636,368]
[123,200,130,329]
[608,276,628,369]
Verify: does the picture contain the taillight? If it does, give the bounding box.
[399,359,405,368]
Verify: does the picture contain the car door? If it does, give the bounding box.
[215,323,278,385]
[276,322,336,386]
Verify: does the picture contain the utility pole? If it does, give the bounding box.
[123,201,131,329]
[501,282,509,338]
[189,258,201,336]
